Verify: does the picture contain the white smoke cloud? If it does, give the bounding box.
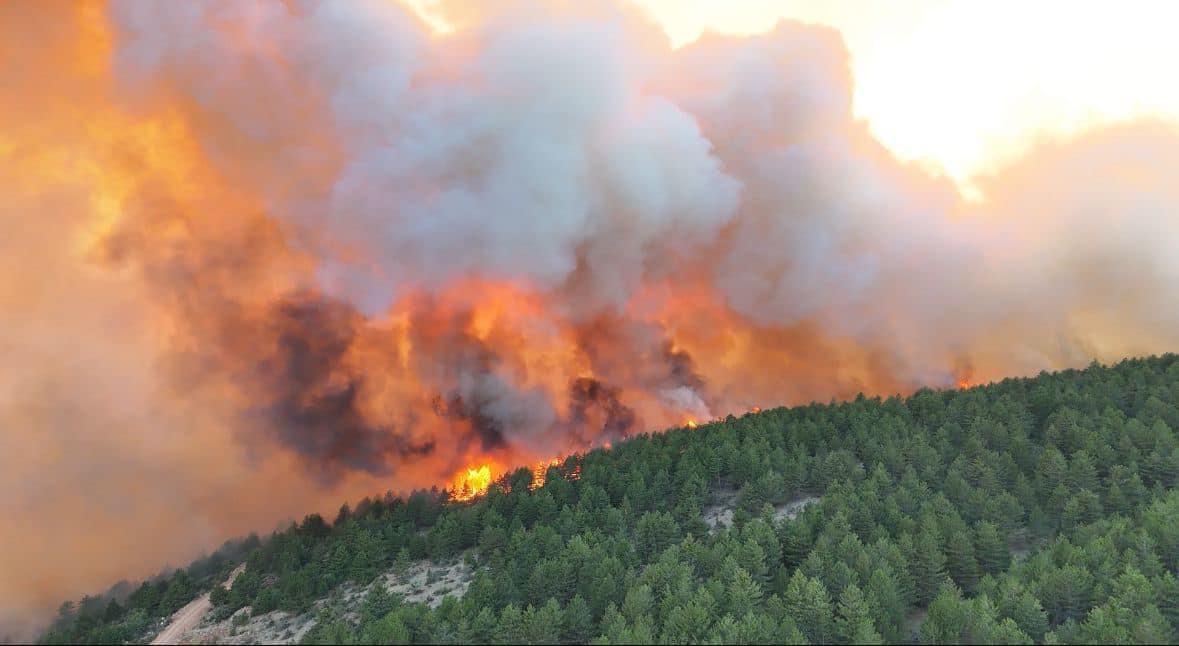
[99,0,1179,461]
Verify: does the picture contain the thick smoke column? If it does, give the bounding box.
[2,0,1179,635]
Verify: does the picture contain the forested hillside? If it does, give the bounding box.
[41,354,1179,644]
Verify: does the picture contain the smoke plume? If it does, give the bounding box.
[2,0,1178,635]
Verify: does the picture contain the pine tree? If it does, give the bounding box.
[866,566,906,643]
[784,570,833,644]
[910,527,948,606]
[989,617,1033,645]
[781,520,812,568]
[1000,588,1048,641]
[661,597,712,645]
[562,595,594,644]
[597,603,628,644]
[393,547,412,578]
[726,566,763,618]
[469,607,498,644]
[709,614,741,644]
[1038,565,1093,625]
[621,584,653,625]
[736,610,778,644]
[635,512,681,562]
[522,600,561,644]
[362,612,410,645]
[776,615,808,644]
[492,604,524,644]
[945,530,980,593]
[1066,451,1099,492]
[1154,572,1179,637]
[974,521,1010,575]
[835,584,883,644]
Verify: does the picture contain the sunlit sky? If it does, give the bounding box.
[407,0,1179,192]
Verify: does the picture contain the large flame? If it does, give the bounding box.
[4,0,1179,636]
[451,464,494,502]
[447,455,563,501]
[530,457,563,491]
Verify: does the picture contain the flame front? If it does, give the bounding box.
[449,456,563,500]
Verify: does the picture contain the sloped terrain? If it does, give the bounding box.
[151,565,245,644]
[40,354,1179,644]
[173,558,473,644]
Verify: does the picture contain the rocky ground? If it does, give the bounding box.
[702,487,821,533]
[175,558,473,644]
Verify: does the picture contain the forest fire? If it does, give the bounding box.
[449,456,565,501]
[450,465,493,502]
[530,458,563,491]
[6,0,1179,634]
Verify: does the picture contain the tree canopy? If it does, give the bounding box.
[41,353,1179,644]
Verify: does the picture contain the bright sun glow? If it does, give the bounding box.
[638,0,1179,193]
[407,0,1179,194]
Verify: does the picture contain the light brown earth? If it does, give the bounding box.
[703,489,821,533]
[151,564,246,645]
[377,559,472,608]
[181,557,473,645]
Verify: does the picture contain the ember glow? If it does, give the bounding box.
[4,0,1179,635]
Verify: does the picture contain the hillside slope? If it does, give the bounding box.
[40,354,1179,644]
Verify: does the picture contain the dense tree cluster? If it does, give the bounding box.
[41,354,1179,644]
[38,536,259,644]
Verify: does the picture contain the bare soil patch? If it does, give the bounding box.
[150,565,246,645]
[703,487,820,533]
[181,557,474,644]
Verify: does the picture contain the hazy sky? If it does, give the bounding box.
[413,0,1179,192]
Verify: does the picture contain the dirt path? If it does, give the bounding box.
[151,564,246,645]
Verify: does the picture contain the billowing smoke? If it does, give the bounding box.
[567,377,638,443]
[255,292,437,480]
[3,0,1179,635]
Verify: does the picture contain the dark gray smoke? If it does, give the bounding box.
[256,293,434,480]
[567,377,638,442]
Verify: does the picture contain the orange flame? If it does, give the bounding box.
[685,419,698,428]
[529,457,562,490]
[451,464,493,501]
